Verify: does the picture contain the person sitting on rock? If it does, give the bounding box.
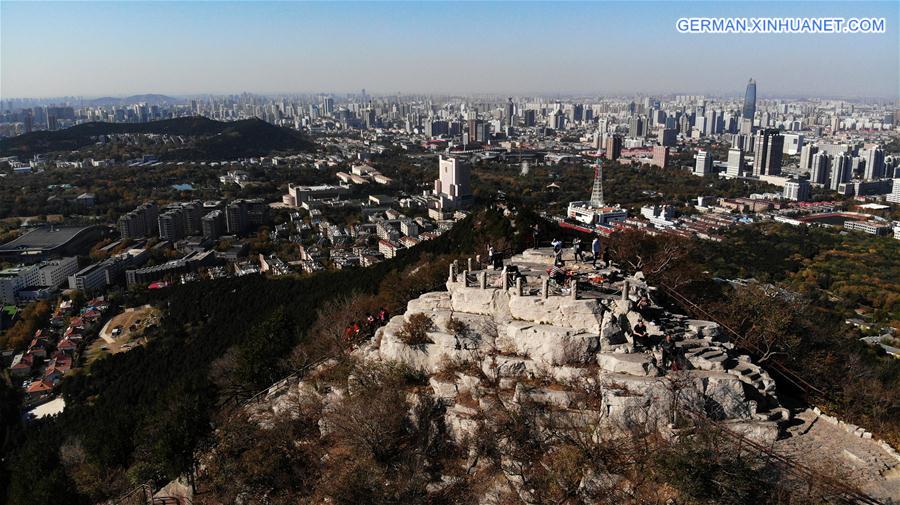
[636,295,652,316]
[632,318,651,350]
[548,265,567,287]
[378,308,389,322]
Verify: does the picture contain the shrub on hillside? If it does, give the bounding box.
[398,313,433,346]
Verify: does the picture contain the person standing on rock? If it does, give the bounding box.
[573,238,584,263]
[591,237,602,268]
[661,334,677,371]
[552,239,564,266]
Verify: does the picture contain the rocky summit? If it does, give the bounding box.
[356,248,785,443]
[247,248,900,502]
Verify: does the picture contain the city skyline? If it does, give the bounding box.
[2,1,898,99]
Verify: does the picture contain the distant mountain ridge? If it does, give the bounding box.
[0,117,316,160]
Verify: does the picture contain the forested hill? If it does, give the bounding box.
[0,117,317,160]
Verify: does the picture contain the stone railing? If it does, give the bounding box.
[447,258,634,303]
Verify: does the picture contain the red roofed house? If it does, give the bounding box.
[25,379,54,401]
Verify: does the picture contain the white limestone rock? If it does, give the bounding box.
[446,403,481,443]
[697,371,753,420]
[481,354,539,380]
[448,284,513,321]
[514,383,574,409]
[597,353,658,377]
[508,295,605,334]
[504,322,600,366]
[599,311,628,347]
[429,376,459,400]
[407,291,452,313]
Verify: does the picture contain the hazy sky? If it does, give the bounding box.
[1,1,898,99]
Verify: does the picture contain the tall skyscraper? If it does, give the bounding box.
[605,135,622,160]
[863,146,885,180]
[809,152,830,185]
[726,148,744,178]
[651,145,669,168]
[505,97,515,127]
[799,143,818,171]
[742,78,757,120]
[523,109,536,127]
[830,153,852,190]
[659,128,677,147]
[321,97,335,116]
[694,150,713,176]
[752,128,783,176]
[433,156,472,210]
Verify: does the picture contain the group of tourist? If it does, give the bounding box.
[550,237,610,269]
[342,308,390,346]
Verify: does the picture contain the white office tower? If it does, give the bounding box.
[887,178,900,204]
[433,156,472,210]
[694,116,707,136]
[799,143,818,171]
[863,146,885,180]
[783,179,811,201]
[694,150,713,176]
[726,148,744,178]
[597,118,609,136]
[782,134,804,155]
[809,152,830,185]
[830,152,852,191]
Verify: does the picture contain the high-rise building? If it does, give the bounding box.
[694,150,713,176]
[863,146,885,180]
[432,156,472,210]
[752,129,784,176]
[182,202,203,236]
[782,134,804,155]
[225,201,249,235]
[605,135,622,160]
[809,152,830,184]
[118,202,159,239]
[783,179,811,201]
[628,115,645,138]
[830,153,852,190]
[799,143,818,171]
[552,110,566,130]
[887,179,900,204]
[523,110,536,127]
[726,148,744,178]
[425,119,449,138]
[202,210,225,241]
[659,128,677,147]
[505,97,515,127]
[467,118,480,144]
[158,208,186,242]
[742,78,756,120]
[321,97,335,116]
[475,122,490,143]
[651,145,669,168]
